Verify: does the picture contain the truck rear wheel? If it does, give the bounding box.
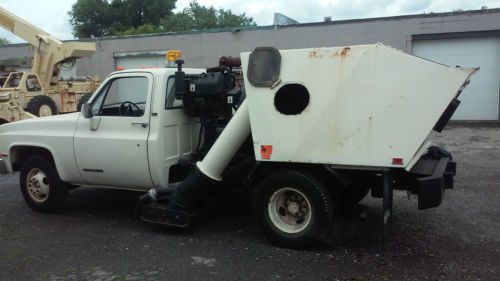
[20,156,68,212]
[26,95,58,117]
[253,169,334,248]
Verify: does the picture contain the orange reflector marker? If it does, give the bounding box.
[392,157,404,165]
[261,145,273,160]
[116,66,125,71]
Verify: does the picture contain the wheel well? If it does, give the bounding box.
[248,163,381,194]
[10,146,55,172]
[249,163,347,190]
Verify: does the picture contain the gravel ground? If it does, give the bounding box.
[0,124,499,281]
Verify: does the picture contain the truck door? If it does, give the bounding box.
[74,72,153,189]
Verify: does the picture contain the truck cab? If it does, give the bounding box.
[0,67,204,202]
[1,71,45,106]
[75,68,202,190]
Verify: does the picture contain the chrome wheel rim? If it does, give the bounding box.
[26,168,50,203]
[39,105,53,117]
[268,187,312,234]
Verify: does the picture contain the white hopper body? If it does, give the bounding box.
[240,44,475,170]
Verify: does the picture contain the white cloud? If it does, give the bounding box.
[176,0,500,24]
[0,0,76,43]
[1,0,499,43]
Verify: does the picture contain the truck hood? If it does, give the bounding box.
[0,112,80,137]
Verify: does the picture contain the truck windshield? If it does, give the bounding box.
[3,72,23,88]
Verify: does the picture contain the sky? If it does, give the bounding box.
[0,0,499,43]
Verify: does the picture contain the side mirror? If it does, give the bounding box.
[81,103,93,119]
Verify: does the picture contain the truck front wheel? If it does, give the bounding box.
[26,95,58,117]
[20,156,68,212]
[253,169,334,248]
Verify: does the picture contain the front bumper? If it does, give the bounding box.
[409,148,456,210]
[0,157,12,174]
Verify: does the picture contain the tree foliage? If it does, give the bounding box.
[69,0,114,38]
[0,38,10,46]
[69,0,256,38]
[69,0,175,38]
[161,1,256,32]
[111,0,176,29]
[117,24,162,36]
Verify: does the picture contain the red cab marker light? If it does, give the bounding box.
[392,157,404,165]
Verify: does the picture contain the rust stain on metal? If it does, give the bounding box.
[309,50,322,58]
[340,47,351,57]
[333,47,351,57]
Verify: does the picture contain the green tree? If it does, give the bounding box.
[111,0,175,28]
[116,24,162,36]
[69,0,176,38]
[161,1,256,32]
[0,38,10,46]
[69,0,256,37]
[69,0,114,38]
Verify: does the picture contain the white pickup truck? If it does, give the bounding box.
[0,45,476,248]
[0,68,203,210]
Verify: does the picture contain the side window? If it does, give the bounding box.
[165,77,184,109]
[4,73,22,88]
[92,76,149,117]
[26,75,41,92]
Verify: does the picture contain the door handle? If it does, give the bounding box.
[132,122,149,128]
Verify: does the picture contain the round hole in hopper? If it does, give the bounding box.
[274,84,310,115]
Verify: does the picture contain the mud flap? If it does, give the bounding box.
[382,170,393,227]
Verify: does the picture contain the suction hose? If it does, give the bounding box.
[140,100,251,209]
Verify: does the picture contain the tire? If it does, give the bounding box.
[76,93,92,112]
[26,95,58,117]
[20,156,68,213]
[253,169,334,249]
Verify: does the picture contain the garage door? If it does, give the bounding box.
[412,37,500,120]
[114,51,166,70]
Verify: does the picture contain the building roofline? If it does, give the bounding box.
[1,7,499,48]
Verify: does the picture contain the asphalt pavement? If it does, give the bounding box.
[0,124,499,281]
